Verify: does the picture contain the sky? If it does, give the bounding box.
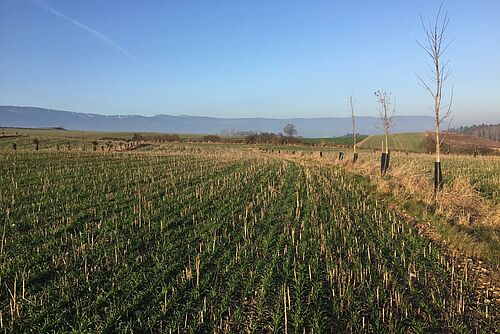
[0,0,499,124]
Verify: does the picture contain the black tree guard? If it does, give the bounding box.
[380,152,390,175]
[434,161,443,191]
[380,153,386,175]
[338,152,344,160]
[353,152,358,163]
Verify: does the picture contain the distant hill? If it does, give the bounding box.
[0,106,438,138]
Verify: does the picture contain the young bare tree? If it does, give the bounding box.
[374,89,395,175]
[348,94,358,162]
[416,4,453,191]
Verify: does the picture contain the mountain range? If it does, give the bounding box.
[0,106,438,137]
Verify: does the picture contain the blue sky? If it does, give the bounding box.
[0,0,499,124]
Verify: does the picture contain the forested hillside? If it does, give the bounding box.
[454,124,500,142]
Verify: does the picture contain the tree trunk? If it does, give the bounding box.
[350,95,357,162]
[434,63,443,191]
[385,131,389,154]
[435,96,441,163]
[380,131,390,175]
[434,123,443,191]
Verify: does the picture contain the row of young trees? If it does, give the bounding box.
[349,5,453,193]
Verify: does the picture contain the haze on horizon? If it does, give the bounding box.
[0,0,499,125]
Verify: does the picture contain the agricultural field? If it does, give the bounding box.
[290,148,500,269]
[358,133,426,152]
[358,131,500,155]
[302,135,369,146]
[0,128,245,151]
[0,144,498,332]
